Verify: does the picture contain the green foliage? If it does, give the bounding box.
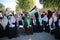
[43,0,60,9]
[0,3,5,10]
[16,5,22,11]
[16,0,35,11]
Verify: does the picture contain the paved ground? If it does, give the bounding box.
[0,29,58,40]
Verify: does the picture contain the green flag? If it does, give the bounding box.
[29,9,37,15]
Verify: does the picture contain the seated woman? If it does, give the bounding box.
[54,16,60,40]
[24,14,33,35]
[42,13,49,32]
[8,14,19,38]
[34,12,40,32]
[38,14,44,32]
[31,15,37,32]
[0,11,8,37]
[49,16,55,34]
[18,13,24,28]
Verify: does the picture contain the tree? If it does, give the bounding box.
[0,3,5,10]
[16,5,21,11]
[42,0,60,9]
[16,0,36,12]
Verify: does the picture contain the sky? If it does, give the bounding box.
[0,0,43,11]
[0,0,16,11]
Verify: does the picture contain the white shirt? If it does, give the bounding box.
[0,16,8,30]
[58,19,60,27]
[52,14,57,22]
[9,16,18,28]
[42,15,48,22]
[33,19,36,25]
[17,15,24,25]
[5,12,8,14]
[18,15,21,21]
[49,18,53,30]
[49,18,53,26]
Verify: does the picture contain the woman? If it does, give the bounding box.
[24,14,33,34]
[8,14,19,38]
[42,13,49,32]
[49,16,54,34]
[34,12,40,32]
[31,15,37,32]
[38,14,43,32]
[54,15,60,40]
[52,12,58,29]
[0,11,9,37]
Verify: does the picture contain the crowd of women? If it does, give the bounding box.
[0,7,60,39]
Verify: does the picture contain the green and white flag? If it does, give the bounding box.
[29,9,38,15]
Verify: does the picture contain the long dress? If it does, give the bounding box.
[8,16,18,38]
[32,19,37,32]
[38,16,43,32]
[55,19,60,40]
[42,15,49,32]
[0,24,3,37]
[0,16,8,37]
[24,17,33,34]
[49,18,55,34]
